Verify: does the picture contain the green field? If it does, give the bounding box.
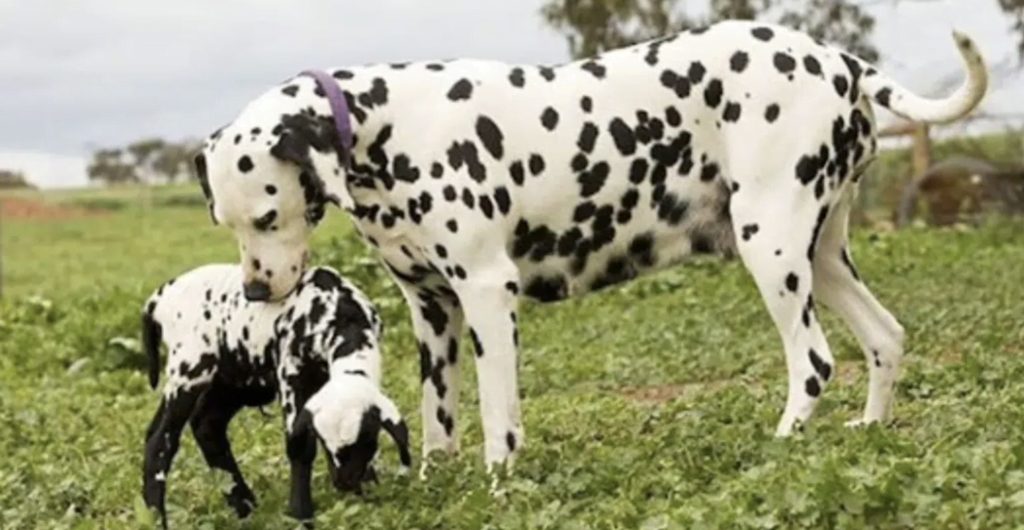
[2,184,1024,529]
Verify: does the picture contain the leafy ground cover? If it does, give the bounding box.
[1,187,1024,529]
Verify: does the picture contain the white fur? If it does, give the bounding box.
[194,20,988,475]
[141,263,406,526]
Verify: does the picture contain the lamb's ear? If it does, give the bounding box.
[269,113,344,219]
[193,152,218,225]
[369,307,385,341]
[375,394,412,472]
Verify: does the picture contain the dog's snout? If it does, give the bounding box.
[243,280,271,301]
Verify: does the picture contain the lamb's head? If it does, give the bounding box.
[293,375,410,493]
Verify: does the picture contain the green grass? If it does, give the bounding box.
[2,185,1024,529]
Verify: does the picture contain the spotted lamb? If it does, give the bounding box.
[140,263,411,528]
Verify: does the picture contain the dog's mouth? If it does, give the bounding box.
[250,251,309,302]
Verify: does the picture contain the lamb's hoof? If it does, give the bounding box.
[225,489,256,519]
[140,487,167,529]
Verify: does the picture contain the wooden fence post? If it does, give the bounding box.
[911,122,932,177]
[0,196,4,301]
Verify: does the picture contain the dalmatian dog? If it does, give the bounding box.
[192,19,988,477]
[141,263,411,527]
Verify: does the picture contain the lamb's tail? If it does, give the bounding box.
[141,301,164,390]
[856,29,988,124]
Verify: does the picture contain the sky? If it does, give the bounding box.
[0,0,1021,188]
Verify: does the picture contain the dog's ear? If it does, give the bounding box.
[193,152,218,225]
[269,113,344,223]
[375,393,412,472]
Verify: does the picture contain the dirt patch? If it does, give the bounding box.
[618,349,996,405]
[620,365,865,405]
[619,380,733,404]
[0,197,107,220]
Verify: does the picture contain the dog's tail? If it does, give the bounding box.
[141,298,164,390]
[855,29,988,125]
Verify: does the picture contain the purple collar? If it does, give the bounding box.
[299,70,354,153]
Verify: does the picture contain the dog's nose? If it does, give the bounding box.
[243,280,271,301]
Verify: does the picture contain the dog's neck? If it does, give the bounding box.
[333,89,399,202]
[279,73,399,212]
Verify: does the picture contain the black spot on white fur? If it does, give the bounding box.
[237,156,254,173]
[142,265,401,525]
[448,79,473,101]
[194,17,980,472]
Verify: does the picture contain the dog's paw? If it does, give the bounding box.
[773,418,805,438]
[417,447,459,481]
[484,455,516,500]
[417,459,432,481]
[488,475,508,500]
[844,417,883,429]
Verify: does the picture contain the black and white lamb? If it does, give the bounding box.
[140,263,411,528]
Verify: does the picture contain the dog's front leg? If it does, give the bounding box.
[451,259,523,473]
[394,280,465,476]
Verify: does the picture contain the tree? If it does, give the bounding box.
[86,139,202,186]
[0,169,34,190]
[152,141,201,183]
[86,147,138,185]
[126,137,167,184]
[542,0,1024,65]
[775,0,877,62]
[540,0,879,61]
[997,0,1024,59]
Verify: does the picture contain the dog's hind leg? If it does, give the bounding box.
[189,383,257,519]
[812,189,905,426]
[728,171,839,436]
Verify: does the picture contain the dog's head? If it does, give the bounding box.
[194,81,351,302]
[293,375,411,493]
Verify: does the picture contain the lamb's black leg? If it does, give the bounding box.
[189,384,257,519]
[285,398,319,527]
[279,360,330,528]
[145,399,166,442]
[143,385,207,530]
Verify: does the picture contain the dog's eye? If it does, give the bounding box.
[253,210,278,231]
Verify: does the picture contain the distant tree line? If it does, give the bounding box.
[86,137,200,186]
[540,0,1024,64]
[44,0,1024,190]
[0,169,35,190]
